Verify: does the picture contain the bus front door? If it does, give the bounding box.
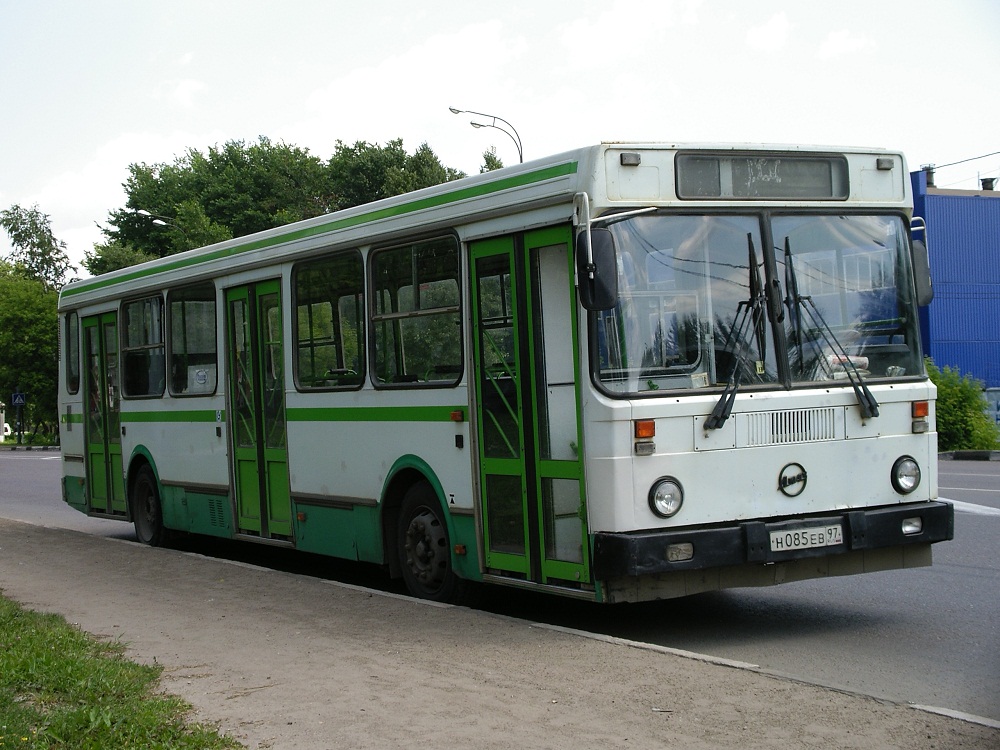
[82,312,126,515]
[226,281,291,540]
[471,227,591,587]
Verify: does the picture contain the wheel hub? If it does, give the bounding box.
[404,509,446,587]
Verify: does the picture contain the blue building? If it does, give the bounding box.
[911,169,1000,393]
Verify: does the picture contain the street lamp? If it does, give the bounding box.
[136,209,175,228]
[449,107,523,163]
[136,208,190,248]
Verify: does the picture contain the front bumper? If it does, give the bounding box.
[592,501,954,579]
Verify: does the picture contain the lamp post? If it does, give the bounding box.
[136,208,176,228]
[136,208,191,252]
[449,107,523,163]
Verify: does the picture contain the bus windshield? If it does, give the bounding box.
[595,212,923,395]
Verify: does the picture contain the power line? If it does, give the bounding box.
[933,151,1000,169]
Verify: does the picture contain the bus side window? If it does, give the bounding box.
[122,295,165,398]
[293,250,365,389]
[65,311,80,394]
[168,283,218,396]
[370,236,462,387]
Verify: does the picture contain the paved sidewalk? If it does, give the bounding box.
[0,518,995,749]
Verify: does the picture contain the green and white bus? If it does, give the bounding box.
[57,142,953,603]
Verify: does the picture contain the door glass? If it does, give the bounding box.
[85,327,103,441]
[532,246,578,461]
[103,321,120,445]
[486,474,525,555]
[230,299,256,449]
[475,256,519,459]
[260,293,286,449]
[542,478,584,564]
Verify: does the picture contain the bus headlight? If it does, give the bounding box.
[649,477,684,518]
[891,456,921,494]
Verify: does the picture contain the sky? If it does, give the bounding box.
[2,0,998,277]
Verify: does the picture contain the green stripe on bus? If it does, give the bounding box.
[122,410,225,423]
[61,161,579,299]
[286,405,466,423]
[61,413,84,424]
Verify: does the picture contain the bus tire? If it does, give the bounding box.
[397,482,465,602]
[131,465,168,547]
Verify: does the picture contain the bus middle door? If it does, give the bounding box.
[226,281,291,541]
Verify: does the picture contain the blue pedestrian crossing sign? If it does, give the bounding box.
[11,392,26,406]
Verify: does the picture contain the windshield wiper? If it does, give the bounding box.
[705,234,766,430]
[783,238,879,419]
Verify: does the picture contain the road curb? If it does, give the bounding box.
[2,445,58,451]
[939,450,1000,461]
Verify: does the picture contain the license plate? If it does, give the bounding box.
[769,524,843,552]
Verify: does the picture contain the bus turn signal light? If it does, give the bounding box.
[634,420,655,439]
[912,401,929,418]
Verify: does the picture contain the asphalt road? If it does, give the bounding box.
[1,449,998,725]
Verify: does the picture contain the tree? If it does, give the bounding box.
[480,147,505,173]
[327,139,464,210]
[83,241,158,276]
[926,359,1000,451]
[0,262,59,438]
[0,204,75,290]
[88,136,466,275]
[91,136,334,273]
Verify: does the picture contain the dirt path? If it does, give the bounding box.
[0,518,995,749]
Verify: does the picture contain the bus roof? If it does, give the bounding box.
[59,141,909,310]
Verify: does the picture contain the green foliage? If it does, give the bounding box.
[89,136,466,275]
[95,136,324,268]
[480,146,505,173]
[0,595,239,749]
[327,138,464,209]
[926,359,1000,451]
[83,241,159,276]
[0,204,75,291]
[0,263,59,434]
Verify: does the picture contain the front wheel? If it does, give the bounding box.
[131,465,168,547]
[396,482,466,602]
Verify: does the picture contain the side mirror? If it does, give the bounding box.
[912,239,933,306]
[576,227,618,311]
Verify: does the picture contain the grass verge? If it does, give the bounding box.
[0,595,241,749]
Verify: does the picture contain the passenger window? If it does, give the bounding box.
[294,251,365,389]
[168,284,217,396]
[370,236,462,386]
[122,296,165,397]
[64,311,80,394]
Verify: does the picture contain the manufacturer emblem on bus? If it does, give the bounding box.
[778,463,807,497]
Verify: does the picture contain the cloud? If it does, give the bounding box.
[746,12,791,52]
[288,20,532,173]
[557,0,701,67]
[26,129,226,272]
[168,79,207,108]
[817,30,875,60]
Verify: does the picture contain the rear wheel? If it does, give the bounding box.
[131,465,168,546]
[397,482,465,602]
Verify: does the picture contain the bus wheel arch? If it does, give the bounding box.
[127,454,168,547]
[380,462,465,602]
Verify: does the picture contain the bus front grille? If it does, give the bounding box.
[744,407,839,447]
